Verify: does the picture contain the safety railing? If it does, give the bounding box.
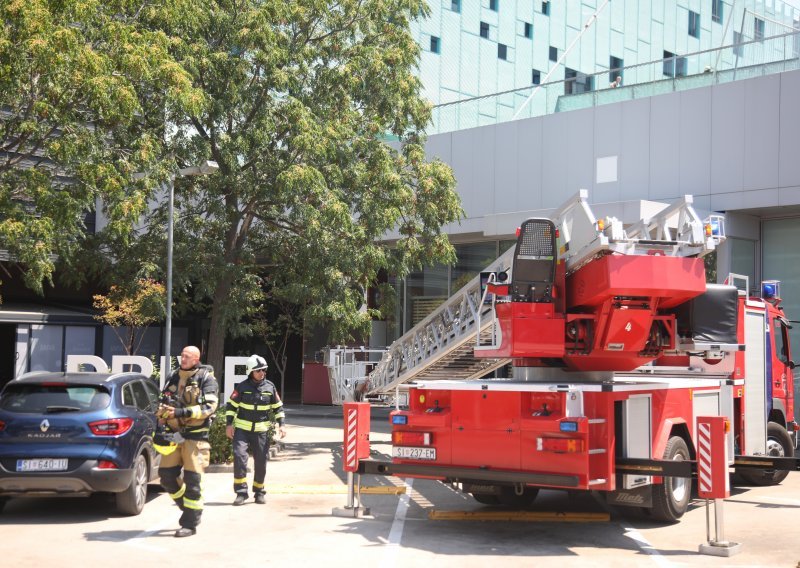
[428,30,800,135]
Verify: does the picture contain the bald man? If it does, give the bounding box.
[156,345,219,537]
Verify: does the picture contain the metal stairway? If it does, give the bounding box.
[329,190,723,403]
[362,246,516,399]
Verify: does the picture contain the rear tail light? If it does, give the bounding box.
[97,460,118,469]
[537,437,583,453]
[0,419,5,432]
[392,431,432,446]
[89,417,134,436]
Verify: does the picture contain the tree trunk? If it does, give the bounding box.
[206,273,234,390]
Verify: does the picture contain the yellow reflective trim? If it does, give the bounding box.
[154,443,178,456]
[234,477,247,484]
[238,402,256,410]
[183,497,203,510]
[171,485,186,500]
[253,481,264,489]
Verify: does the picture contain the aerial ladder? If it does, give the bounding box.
[326,190,724,404]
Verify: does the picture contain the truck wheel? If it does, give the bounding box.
[498,486,539,508]
[472,493,501,505]
[738,422,794,486]
[650,436,691,523]
[116,453,149,516]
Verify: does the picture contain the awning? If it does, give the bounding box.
[0,303,97,325]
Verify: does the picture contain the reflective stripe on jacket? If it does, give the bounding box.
[226,377,285,433]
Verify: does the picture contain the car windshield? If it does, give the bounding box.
[0,384,111,413]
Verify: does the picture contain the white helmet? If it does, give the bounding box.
[246,354,268,374]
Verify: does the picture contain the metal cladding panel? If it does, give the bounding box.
[743,310,768,455]
[566,255,706,309]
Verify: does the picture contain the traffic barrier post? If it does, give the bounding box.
[332,402,372,518]
[697,416,741,557]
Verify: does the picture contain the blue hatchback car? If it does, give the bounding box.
[0,371,162,516]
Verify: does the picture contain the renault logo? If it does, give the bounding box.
[40,419,50,432]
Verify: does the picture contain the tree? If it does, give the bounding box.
[137,0,463,374]
[93,278,166,355]
[0,0,202,295]
[251,297,303,398]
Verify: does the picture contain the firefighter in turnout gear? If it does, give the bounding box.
[225,354,286,505]
[156,345,219,537]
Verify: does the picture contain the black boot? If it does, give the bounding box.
[233,494,247,506]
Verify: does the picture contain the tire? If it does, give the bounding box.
[472,493,501,505]
[650,436,691,523]
[498,486,539,509]
[0,497,7,514]
[738,422,794,486]
[116,453,149,516]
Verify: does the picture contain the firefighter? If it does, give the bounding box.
[225,354,286,505]
[155,345,219,538]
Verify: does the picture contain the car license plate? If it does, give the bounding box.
[392,446,436,461]
[16,458,69,472]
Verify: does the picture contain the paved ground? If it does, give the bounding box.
[1,404,799,568]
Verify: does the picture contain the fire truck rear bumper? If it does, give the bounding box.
[357,459,580,488]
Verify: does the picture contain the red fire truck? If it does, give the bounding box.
[360,191,798,522]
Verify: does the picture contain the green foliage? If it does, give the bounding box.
[93,278,166,355]
[135,0,463,370]
[0,0,202,294]
[208,410,233,465]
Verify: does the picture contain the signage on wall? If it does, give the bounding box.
[65,354,250,406]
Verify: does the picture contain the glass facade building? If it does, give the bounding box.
[379,1,800,343]
[411,0,800,133]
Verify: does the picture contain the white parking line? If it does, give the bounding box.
[622,525,673,568]
[758,496,800,506]
[380,478,414,568]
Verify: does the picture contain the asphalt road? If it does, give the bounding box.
[1,405,798,568]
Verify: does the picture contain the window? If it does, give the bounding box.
[498,43,507,60]
[531,68,541,85]
[549,46,558,61]
[774,318,792,365]
[564,67,593,95]
[430,36,440,53]
[712,0,723,24]
[489,0,498,11]
[542,1,550,16]
[676,56,688,77]
[609,55,623,83]
[451,0,460,12]
[663,50,676,76]
[733,31,744,57]
[754,17,764,41]
[688,10,700,38]
[480,21,490,38]
[130,381,152,411]
[524,22,532,39]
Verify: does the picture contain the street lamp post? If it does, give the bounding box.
[162,160,219,379]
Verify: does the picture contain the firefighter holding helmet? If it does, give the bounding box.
[225,354,286,505]
[156,345,219,537]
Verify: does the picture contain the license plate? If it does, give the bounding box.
[16,458,69,472]
[392,446,436,461]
